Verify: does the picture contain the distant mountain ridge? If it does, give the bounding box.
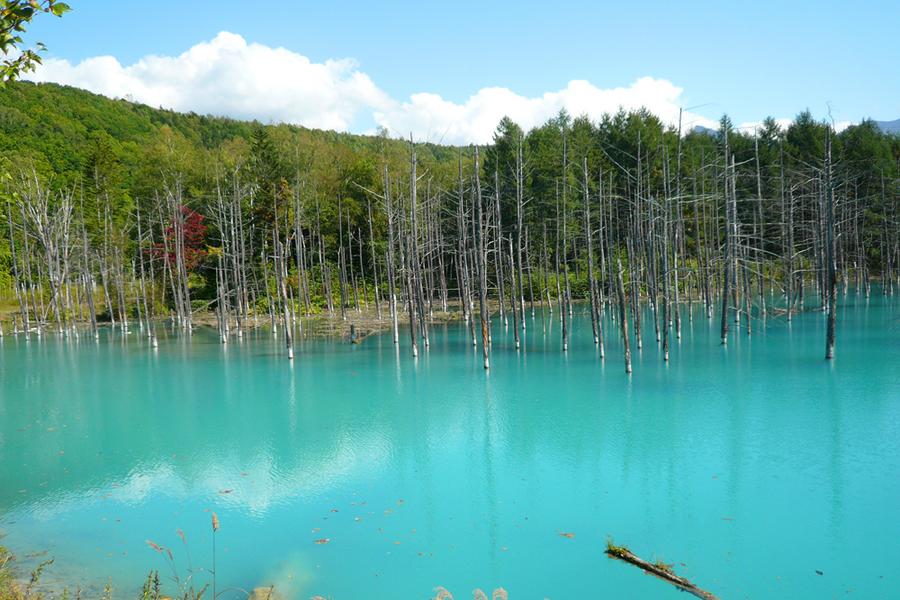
[692,119,900,136]
[875,119,900,135]
[691,125,717,136]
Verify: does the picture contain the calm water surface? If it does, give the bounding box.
[1,291,898,599]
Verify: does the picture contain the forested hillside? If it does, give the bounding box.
[1,81,898,360]
[0,81,457,298]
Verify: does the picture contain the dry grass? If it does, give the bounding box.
[605,537,631,558]
[653,559,676,575]
[3,542,511,600]
[0,546,55,600]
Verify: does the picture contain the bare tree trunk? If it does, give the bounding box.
[720,144,733,345]
[405,144,419,358]
[494,170,507,326]
[516,136,526,328]
[616,256,633,374]
[508,237,520,349]
[367,197,382,319]
[384,167,400,344]
[7,202,29,333]
[825,132,837,359]
[583,158,600,346]
[474,147,490,369]
[627,234,642,349]
[275,239,294,359]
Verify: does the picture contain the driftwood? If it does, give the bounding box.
[605,542,719,600]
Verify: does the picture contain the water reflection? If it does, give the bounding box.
[0,292,898,599]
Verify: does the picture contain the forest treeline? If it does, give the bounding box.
[1,81,898,364]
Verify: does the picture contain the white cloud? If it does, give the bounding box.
[30,32,391,131]
[375,78,718,144]
[28,32,723,144]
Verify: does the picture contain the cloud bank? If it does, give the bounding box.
[30,31,722,144]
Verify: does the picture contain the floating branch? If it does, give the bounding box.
[605,540,719,600]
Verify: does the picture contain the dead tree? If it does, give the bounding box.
[824,131,837,359]
[616,256,633,374]
[474,147,490,369]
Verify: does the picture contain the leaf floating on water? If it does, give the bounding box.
[311,527,321,533]
[314,538,330,545]
[559,532,575,539]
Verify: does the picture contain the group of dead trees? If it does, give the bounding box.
[2,121,897,367]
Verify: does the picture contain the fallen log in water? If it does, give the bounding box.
[605,540,719,600]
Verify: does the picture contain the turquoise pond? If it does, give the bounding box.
[1,290,899,599]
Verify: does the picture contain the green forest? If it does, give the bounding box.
[1,81,898,360]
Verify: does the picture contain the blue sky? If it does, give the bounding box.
[22,0,900,142]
